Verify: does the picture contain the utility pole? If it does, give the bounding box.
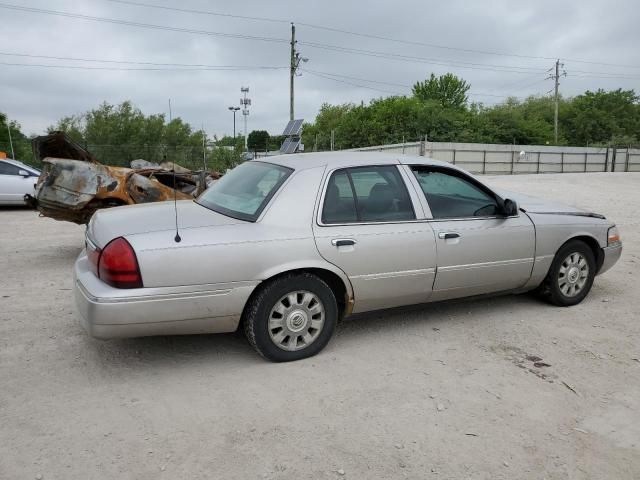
[289,23,308,121]
[548,59,566,144]
[290,23,295,121]
[240,87,251,150]
[6,122,15,159]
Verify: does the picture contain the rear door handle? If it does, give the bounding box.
[438,232,460,239]
[331,238,356,247]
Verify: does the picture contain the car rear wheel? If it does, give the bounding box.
[243,273,338,362]
[539,239,596,306]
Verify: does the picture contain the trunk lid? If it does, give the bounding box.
[87,200,244,248]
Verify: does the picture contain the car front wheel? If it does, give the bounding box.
[243,273,338,362]
[539,239,597,306]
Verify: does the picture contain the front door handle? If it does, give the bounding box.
[438,232,460,239]
[331,238,356,247]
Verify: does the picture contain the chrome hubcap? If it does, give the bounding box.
[268,290,325,351]
[558,252,589,297]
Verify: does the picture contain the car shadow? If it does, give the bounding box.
[85,293,545,370]
[0,204,37,210]
[87,330,264,368]
[338,293,542,335]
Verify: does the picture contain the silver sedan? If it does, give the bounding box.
[74,153,622,361]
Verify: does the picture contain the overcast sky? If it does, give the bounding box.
[2,0,639,139]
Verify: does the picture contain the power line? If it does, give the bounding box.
[105,0,289,24]
[0,3,289,44]
[4,2,637,77]
[0,51,286,69]
[303,69,518,98]
[303,70,406,96]
[569,72,640,80]
[103,0,640,69]
[1,2,548,75]
[0,61,286,72]
[297,42,550,75]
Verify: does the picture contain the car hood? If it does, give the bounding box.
[88,200,243,248]
[497,190,606,218]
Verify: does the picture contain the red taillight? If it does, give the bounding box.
[97,237,143,289]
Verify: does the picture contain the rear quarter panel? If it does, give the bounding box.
[126,166,351,296]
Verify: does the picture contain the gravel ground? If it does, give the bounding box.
[1,172,638,480]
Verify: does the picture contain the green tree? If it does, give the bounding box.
[413,73,471,109]
[561,89,640,145]
[0,112,33,162]
[48,101,221,167]
[247,130,270,152]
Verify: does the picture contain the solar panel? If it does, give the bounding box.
[282,119,304,136]
[279,138,293,153]
[290,119,303,136]
[282,120,295,136]
[284,138,300,154]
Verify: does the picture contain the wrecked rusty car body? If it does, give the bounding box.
[29,132,219,224]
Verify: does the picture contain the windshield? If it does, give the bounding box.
[197,161,293,221]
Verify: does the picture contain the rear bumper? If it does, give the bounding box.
[74,250,258,339]
[598,243,622,275]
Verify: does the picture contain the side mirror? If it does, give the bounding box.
[502,198,518,216]
[18,169,30,177]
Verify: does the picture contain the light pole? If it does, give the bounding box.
[228,106,240,141]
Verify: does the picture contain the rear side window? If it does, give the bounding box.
[197,161,292,221]
[322,166,415,224]
[0,162,20,176]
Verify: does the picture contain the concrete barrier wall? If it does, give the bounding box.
[348,141,639,175]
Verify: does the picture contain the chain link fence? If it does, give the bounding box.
[347,139,640,174]
[0,139,239,173]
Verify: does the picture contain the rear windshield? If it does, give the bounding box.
[196,161,293,221]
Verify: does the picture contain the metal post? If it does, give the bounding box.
[314,133,318,152]
[289,23,296,121]
[560,152,564,173]
[452,149,456,165]
[554,59,560,144]
[510,150,514,174]
[228,106,239,142]
[536,152,541,174]
[625,146,630,172]
[584,152,588,172]
[402,136,405,154]
[604,147,609,172]
[330,130,334,151]
[612,148,617,172]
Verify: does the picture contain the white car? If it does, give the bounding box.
[0,159,40,205]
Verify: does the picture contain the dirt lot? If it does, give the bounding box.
[1,172,638,480]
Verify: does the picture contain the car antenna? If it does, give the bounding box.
[172,156,181,243]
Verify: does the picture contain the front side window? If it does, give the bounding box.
[411,167,499,219]
[197,161,292,221]
[322,166,415,224]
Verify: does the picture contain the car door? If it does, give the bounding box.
[0,161,34,204]
[313,164,437,313]
[409,165,535,301]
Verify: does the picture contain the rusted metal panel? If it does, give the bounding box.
[29,132,218,224]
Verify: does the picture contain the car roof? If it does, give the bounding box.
[258,151,457,171]
[1,158,40,173]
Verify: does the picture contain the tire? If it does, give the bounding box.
[243,273,338,362]
[538,240,596,306]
